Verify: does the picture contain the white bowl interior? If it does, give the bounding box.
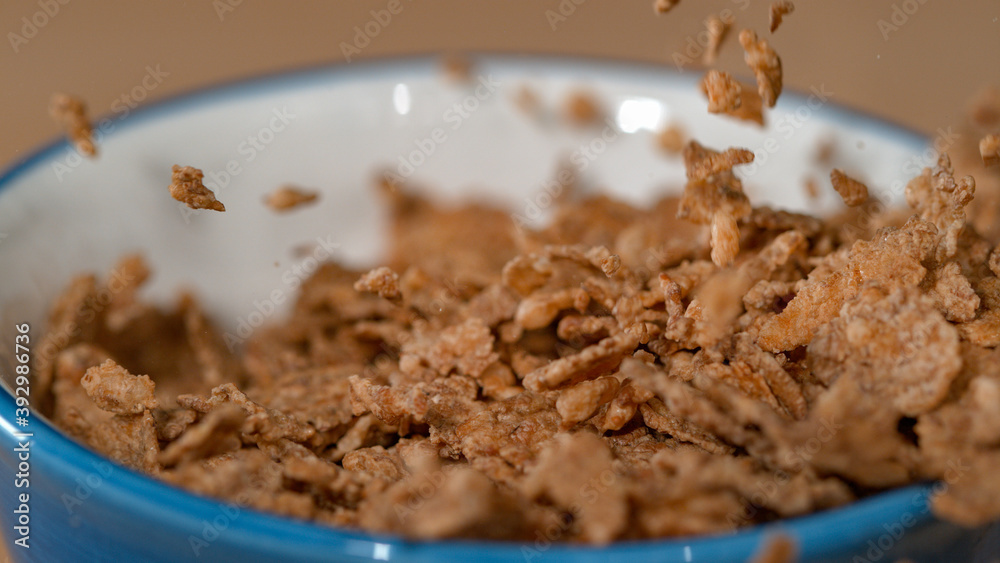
[0,56,929,390]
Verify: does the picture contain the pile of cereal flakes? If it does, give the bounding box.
[36,86,1000,546]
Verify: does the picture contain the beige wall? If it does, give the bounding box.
[1,0,998,168]
[1,0,998,558]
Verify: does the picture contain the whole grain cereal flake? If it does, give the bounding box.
[684,143,755,182]
[769,2,795,34]
[757,217,938,352]
[699,75,765,126]
[169,165,225,212]
[830,169,869,207]
[808,286,962,416]
[654,0,680,13]
[564,90,603,126]
[512,85,542,119]
[733,82,766,126]
[157,403,245,467]
[739,29,783,108]
[49,93,97,158]
[265,185,319,212]
[748,534,797,563]
[354,266,401,301]
[710,211,741,267]
[701,70,743,115]
[440,53,474,83]
[981,134,1000,167]
[703,14,730,65]
[80,359,158,415]
[803,177,821,200]
[657,124,687,154]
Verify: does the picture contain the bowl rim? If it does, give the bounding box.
[0,53,939,561]
[0,51,930,183]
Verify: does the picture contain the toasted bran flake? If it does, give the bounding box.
[739,29,783,108]
[654,0,680,14]
[748,534,797,563]
[265,185,319,212]
[830,168,870,207]
[169,165,225,212]
[703,14,731,64]
[657,124,687,154]
[981,134,1000,167]
[769,2,795,34]
[49,93,98,158]
[564,90,603,126]
[354,266,401,301]
[701,70,743,115]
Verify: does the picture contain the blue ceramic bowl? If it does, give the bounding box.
[1,55,997,562]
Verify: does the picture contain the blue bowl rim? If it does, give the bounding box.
[0,53,939,561]
[0,51,931,186]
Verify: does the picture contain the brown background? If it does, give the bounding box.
[0,0,998,559]
[1,0,999,169]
